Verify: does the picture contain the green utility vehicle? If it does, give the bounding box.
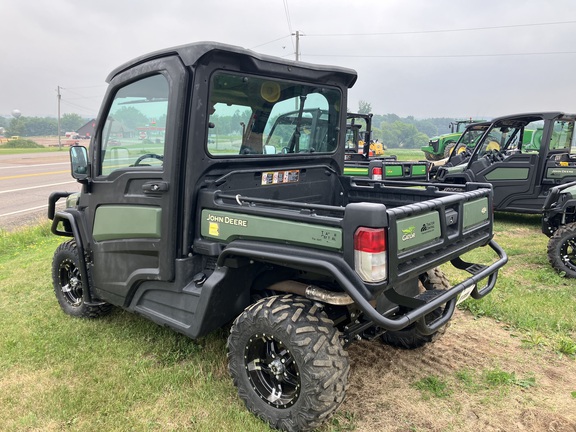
[435,112,576,276]
[48,42,507,431]
[422,118,486,161]
[343,113,430,180]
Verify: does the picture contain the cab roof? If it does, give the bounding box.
[106,41,358,89]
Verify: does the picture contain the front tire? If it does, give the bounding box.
[52,240,112,318]
[380,268,451,349]
[227,294,349,432]
[547,222,576,278]
[424,151,441,161]
[443,142,456,158]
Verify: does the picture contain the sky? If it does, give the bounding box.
[1,0,576,121]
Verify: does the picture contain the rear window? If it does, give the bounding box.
[206,72,341,157]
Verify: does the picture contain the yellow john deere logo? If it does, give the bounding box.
[481,207,487,215]
[401,226,416,241]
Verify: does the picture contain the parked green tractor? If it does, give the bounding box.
[422,118,486,161]
[435,112,576,276]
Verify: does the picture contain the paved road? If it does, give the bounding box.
[0,152,82,231]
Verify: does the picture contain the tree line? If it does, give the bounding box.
[0,113,86,137]
[1,103,463,150]
[356,100,463,149]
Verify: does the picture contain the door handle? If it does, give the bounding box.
[142,181,169,193]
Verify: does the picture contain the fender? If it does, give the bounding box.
[51,208,103,307]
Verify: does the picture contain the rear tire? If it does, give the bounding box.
[52,240,112,318]
[547,222,576,278]
[380,268,450,349]
[227,294,349,432]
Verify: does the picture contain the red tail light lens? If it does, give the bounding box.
[372,166,383,180]
[354,227,387,282]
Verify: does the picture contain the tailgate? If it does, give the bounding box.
[342,177,494,285]
[387,187,492,284]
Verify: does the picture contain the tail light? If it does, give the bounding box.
[372,166,383,180]
[354,227,387,282]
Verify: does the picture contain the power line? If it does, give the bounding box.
[307,19,576,37]
[283,0,295,52]
[304,51,576,59]
[60,98,98,114]
[250,34,292,50]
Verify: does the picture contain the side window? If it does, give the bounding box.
[100,74,169,176]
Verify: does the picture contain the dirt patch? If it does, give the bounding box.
[341,311,576,431]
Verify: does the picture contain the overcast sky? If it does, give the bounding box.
[2,0,576,120]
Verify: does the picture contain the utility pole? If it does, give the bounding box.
[293,30,303,61]
[57,86,62,149]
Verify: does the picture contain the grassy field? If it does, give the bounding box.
[0,216,574,431]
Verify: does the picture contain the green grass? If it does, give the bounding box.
[0,147,65,155]
[0,224,268,432]
[1,212,575,430]
[385,147,426,161]
[412,376,453,398]
[445,212,576,354]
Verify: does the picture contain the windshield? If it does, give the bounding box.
[476,119,546,157]
[206,72,341,156]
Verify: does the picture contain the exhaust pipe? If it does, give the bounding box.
[268,280,354,306]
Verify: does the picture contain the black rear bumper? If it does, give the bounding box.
[218,238,507,333]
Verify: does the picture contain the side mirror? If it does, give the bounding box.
[69,146,89,181]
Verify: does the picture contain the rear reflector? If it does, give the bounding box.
[354,227,387,282]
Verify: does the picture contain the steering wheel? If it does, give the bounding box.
[134,153,164,166]
[484,149,505,164]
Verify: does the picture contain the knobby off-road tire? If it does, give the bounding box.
[443,142,456,158]
[227,294,349,432]
[547,222,576,278]
[424,151,441,161]
[52,240,112,318]
[380,268,451,349]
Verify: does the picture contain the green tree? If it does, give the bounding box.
[61,113,85,132]
[113,106,149,130]
[358,100,372,115]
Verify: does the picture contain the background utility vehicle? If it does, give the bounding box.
[422,118,486,161]
[48,42,507,431]
[343,112,430,181]
[435,112,576,277]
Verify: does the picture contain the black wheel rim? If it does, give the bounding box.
[244,333,300,408]
[58,258,83,306]
[560,237,576,272]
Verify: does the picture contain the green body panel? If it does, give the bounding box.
[560,184,576,199]
[411,164,427,176]
[396,212,441,252]
[485,167,529,181]
[201,210,342,250]
[422,132,462,156]
[385,165,403,177]
[343,166,369,176]
[546,167,576,179]
[93,205,162,241]
[463,198,489,229]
